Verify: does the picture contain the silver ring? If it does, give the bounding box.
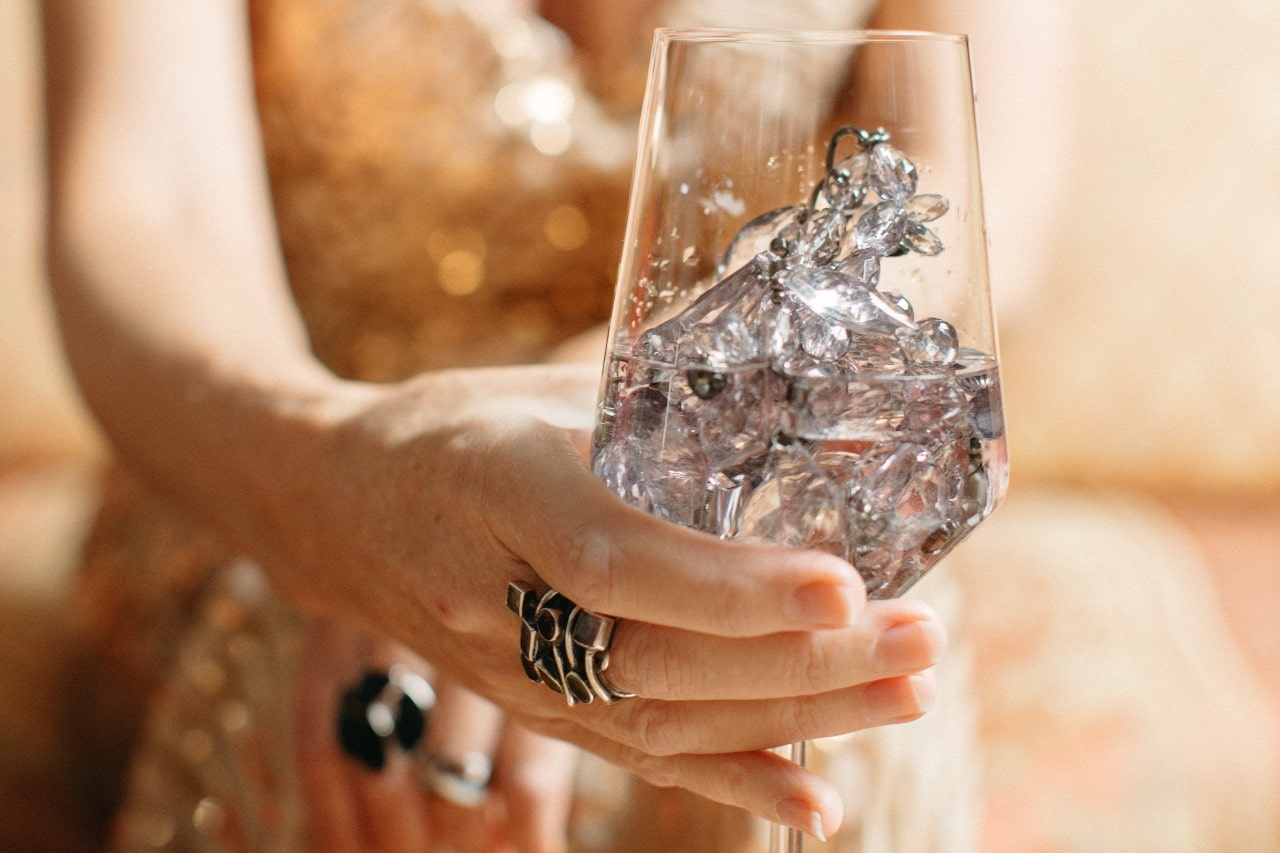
[506,581,635,706]
[419,750,493,809]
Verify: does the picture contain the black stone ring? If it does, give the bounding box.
[337,665,436,771]
[506,581,635,706]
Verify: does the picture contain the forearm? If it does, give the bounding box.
[43,1,354,559]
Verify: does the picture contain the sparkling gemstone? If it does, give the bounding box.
[901,376,969,432]
[795,208,847,266]
[760,297,798,363]
[866,289,918,330]
[591,125,995,602]
[869,143,919,201]
[613,382,670,439]
[795,374,898,439]
[637,327,680,365]
[902,318,959,365]
[821,150,871,210]
[704,451,770,537]
[835,249,881,288]
[781,266,885,331]
[905,193,949,222]
[685,310,759,368]
[904,221,944,255]
[800,316,850,360]
[839,333,908,375]
[688,364,777,461]
[856,442,930,506]
[647,255,772,356]
[738,441,846,554]
[853,200,909,255]
[880,291,914,321]
[596,386,707,527]
[710,311,759,365]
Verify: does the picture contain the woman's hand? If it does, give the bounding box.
[262,362,946,840]
[294,616,580,852]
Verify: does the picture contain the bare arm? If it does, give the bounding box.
[43,0,345,571]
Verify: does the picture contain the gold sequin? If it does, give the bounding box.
[438,249,485,296]
[192,797,227,836]
[544,204,590,250]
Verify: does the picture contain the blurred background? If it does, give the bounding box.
[2,0,1278,849]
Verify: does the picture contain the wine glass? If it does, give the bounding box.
[591,30,1007,850]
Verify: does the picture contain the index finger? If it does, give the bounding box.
[484,422,865,637]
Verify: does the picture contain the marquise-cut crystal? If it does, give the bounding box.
[853,200,909,255]
[796,209,846,266]
[869,143,919,201]
[905,193,949,222]
[835,249,881,288]
[904,221,944,256]
[781,266,885,331]
[738,441,846,555]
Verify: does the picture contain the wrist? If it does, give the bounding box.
[218,359,382,586]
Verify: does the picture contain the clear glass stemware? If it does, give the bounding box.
[591,29,1007,851]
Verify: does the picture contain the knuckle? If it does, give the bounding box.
[800,637,834,695]
[623,627,685,698]
[693,574,749,636]
[629,751,679,790]
[705,585,743,633]
[786,693,823,744]
[559,523,618,611]
[716,758,751,802]
[631,702,683,757]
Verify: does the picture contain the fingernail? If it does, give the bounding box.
[775,798,828,841]
[910,671,938,713]
[867,670,938,722]
[872,618,946,673]
[786,581,858,628]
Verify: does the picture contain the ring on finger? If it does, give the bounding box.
[506,581,635,706]
[336,664,436,771]
[419,750,493,809]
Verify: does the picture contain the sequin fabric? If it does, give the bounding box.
[249,0,641,381]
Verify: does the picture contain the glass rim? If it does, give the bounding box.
[653,28,967,45]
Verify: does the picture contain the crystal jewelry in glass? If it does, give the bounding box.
[591,30,1006,850]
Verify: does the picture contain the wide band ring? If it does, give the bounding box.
[337,664,436,771]
[506,581,635,706]
[419,750,493,809]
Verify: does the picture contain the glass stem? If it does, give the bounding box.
[769,740,808,853]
